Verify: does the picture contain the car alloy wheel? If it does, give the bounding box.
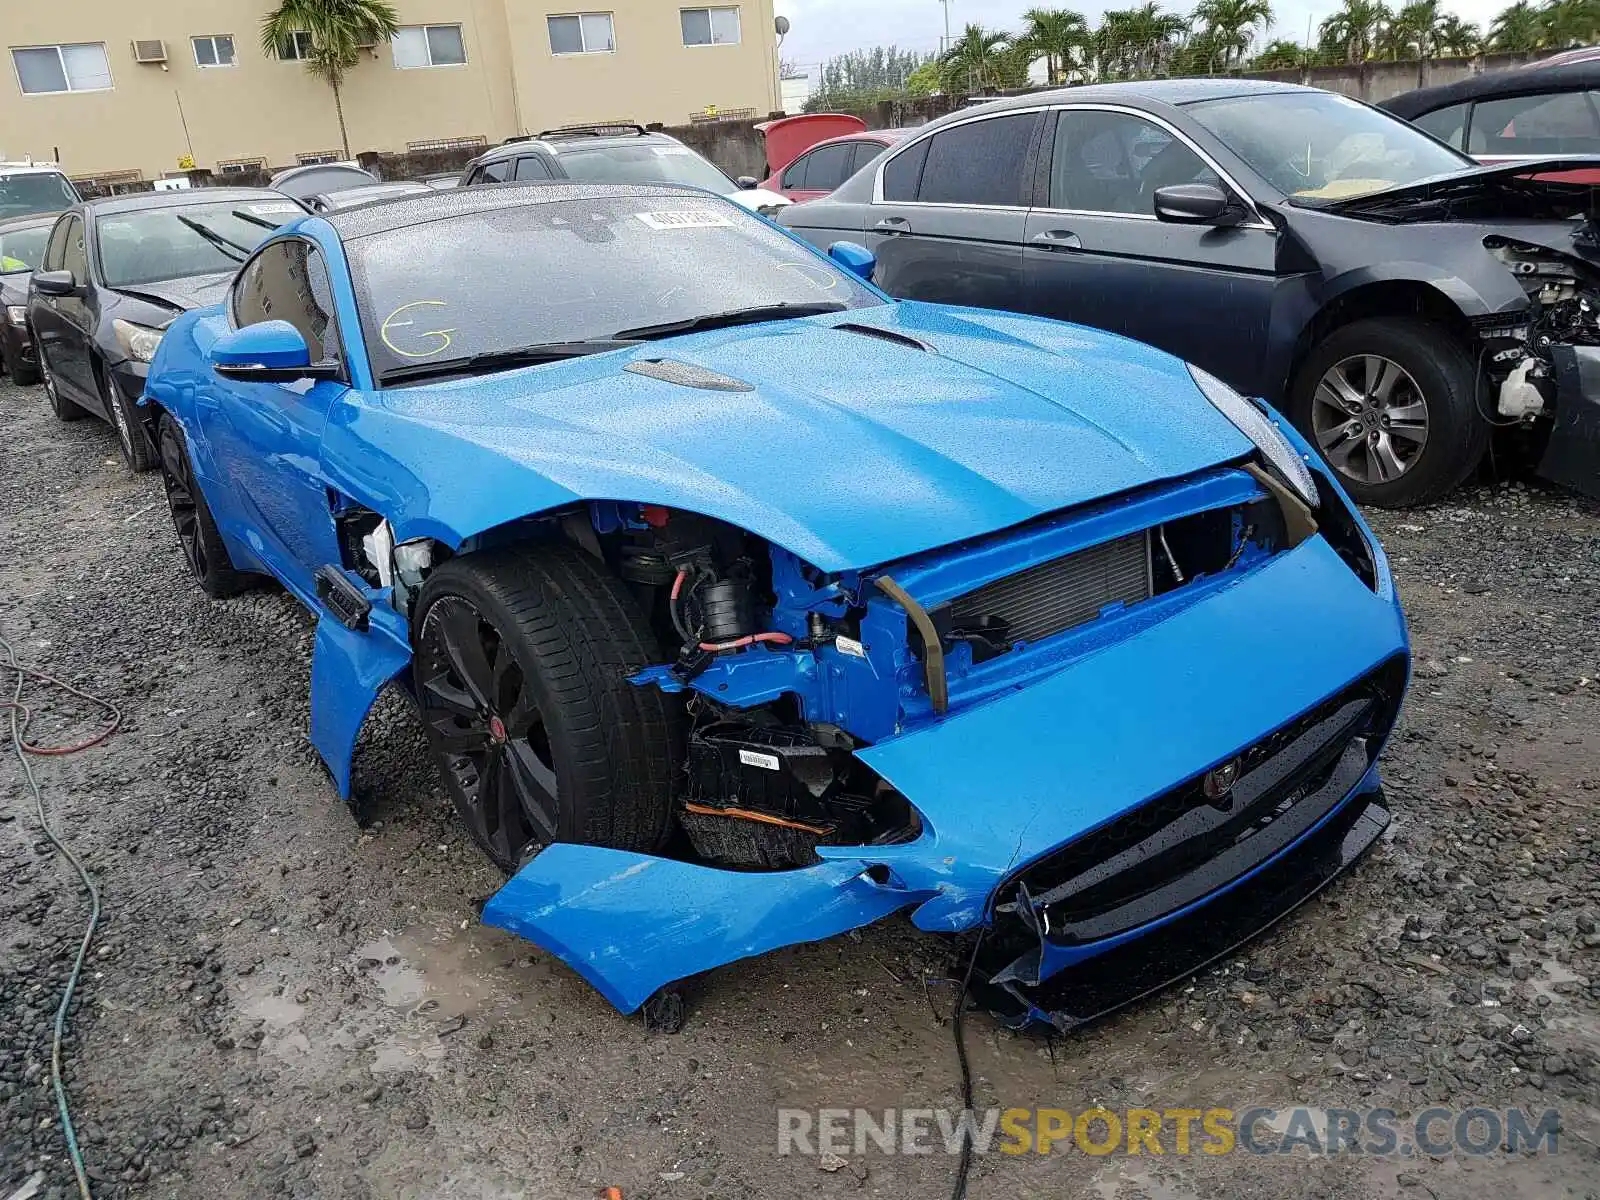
[107,381,134,454]
[158,421,206,580]
[1311,354,1429,486]
[416,596,560,870]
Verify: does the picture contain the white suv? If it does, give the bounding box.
[0,163,82,220]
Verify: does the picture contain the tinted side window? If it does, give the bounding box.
[514,156,553,181]
[915,113,1037,206]
[800,143,854,191]
[42,216,71,271]
[781,150,814,189]
[1412,102,1469,149]
[479,159,512,183]
[1470,90,1600,154]
[1049,110,1218,215]
[881,137,929,201]
[61,217,88,282]
[232,240,342,365]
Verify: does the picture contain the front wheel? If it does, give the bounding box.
[100,363,155,472]
[412,544,682,873]
[1290,317,1488,508]
[157,413,251,598]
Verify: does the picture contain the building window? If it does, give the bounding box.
[548,13,616,54]
[217,158,267,175]
[391,24,467,68]
[192,35,236,67]
[275,30,315,60]
[680,7,740,46]
[12,43,113,94]
[297,151,341,165]
[407,135,487,152]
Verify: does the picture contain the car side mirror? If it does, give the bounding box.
[1153,183,1242,226]
[828,241,876,282]
[32,269,77,297]
[736,175,759,189]
[212,320,340,382]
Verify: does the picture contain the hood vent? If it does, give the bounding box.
[624,358,753,391]
[834,323,934,353]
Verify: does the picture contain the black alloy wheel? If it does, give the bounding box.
[156,413,249,597]
[416,595,560,871]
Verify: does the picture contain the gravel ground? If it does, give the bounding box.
[2,379,1598,1200]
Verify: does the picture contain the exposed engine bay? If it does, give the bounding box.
[430,467,1321,876]
[1482,235,1600,422]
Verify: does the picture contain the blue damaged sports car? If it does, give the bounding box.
[140,183,1409,1029]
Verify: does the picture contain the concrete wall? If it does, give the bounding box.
[0,0,781,181]
[1246,51,1542,104]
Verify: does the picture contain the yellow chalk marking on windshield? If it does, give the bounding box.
[381,300,456,358]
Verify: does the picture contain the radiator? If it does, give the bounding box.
[948,531,1152,647]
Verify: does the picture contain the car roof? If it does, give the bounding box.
[474,126,681,161]
[317,182,434,206]
[1380,60,1600,117]
[84,187,291,215]
[323,180,716,239]
[956,77,1316,116]
[0,163,69,176]
[0,211,62,232]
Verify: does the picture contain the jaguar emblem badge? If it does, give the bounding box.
[1202,757,1241,803]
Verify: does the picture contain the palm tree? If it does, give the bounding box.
[261,0,400,160]
[1318,0,1392,62]
[1193,0,1275,68]
[1488,0,1545,49]
[1096,2,1190,78]
[1434,14,1483,54]
[938,24,1014,92]
[1252,36,1309,67]
[1020,8,1092,83]
[1541,0,1600,47]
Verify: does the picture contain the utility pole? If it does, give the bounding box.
[939,0,952,54]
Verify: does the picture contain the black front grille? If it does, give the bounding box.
[948,531,1151,647]
[1002,657,1406,945]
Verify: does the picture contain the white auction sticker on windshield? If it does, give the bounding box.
[635,210,734,230]
[243,202,305,216]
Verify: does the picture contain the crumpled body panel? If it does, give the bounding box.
[481,531,1409,1015]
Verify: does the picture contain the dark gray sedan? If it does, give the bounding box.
[780,79,1600,506]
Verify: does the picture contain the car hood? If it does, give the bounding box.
[110,271,234,318]
[1312,156,1600,223]
[724,187,791,212]
[325,302,1252,570]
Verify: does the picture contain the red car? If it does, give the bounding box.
[755,114,912,202]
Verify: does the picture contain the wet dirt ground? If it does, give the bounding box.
[2,381,1598,1199]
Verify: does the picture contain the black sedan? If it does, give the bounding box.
[0,213,55,385]
[27,188,304,471]
[780,79,1600,506]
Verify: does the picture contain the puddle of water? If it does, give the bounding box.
[371,1031,446,1075]
[1530,958,1584,1003]
[239,989,305,1028]
[352,927,514,1019]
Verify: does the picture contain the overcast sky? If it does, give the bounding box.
[775,0,1510,72]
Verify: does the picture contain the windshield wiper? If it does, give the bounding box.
[174,214,250,262]
[231,208,283,231]
[612,301,848,341]
[379,339,636,385]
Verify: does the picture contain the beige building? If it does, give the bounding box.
[0,0,781,184]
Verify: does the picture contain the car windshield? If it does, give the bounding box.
[347,194,883,383]
[1187,90,1475,202]
[98,198,303,287]
[0,172,78,220]
[0,224,50,273]
[554,143,737,192]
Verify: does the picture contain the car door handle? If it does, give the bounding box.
[1030,229,1081,251]
[874,216,912,234]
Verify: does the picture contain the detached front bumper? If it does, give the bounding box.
[482,522,1409,1020]
[1542,345,1600,500]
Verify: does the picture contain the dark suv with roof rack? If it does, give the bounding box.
[459,123,790,215]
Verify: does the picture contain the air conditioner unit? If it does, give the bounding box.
[131,39,168,64]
